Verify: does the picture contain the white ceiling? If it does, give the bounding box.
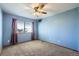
[0,3,79,19]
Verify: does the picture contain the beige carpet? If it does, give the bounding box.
[1,40,79,56]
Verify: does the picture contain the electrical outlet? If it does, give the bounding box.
[8,40,10,43]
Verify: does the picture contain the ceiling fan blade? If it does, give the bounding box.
[23,4,35,11]
[39,4,45,9]
[41,11,47,14]
[38,3,47,9]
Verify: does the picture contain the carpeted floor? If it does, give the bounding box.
[1,40,79,56]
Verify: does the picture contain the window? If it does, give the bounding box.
[16,20,32,33]
[16,21,24,33]
[25,23,32,33]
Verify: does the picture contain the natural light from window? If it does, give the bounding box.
[16,20,32,33]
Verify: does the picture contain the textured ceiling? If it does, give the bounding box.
[0,3,79,19]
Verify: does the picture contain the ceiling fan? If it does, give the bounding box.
[24,3,47,16]
[33,3,47,15]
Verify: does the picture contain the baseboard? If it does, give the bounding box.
[40,40,79,53]
[3,40,32,48]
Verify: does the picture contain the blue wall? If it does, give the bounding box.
[3,13,34,46]
[0,8,2,53]
[38,8,79,51]
[77,8,79,51]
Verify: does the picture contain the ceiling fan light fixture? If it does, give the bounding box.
[33,12,41,16]
[33,12,46,17]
